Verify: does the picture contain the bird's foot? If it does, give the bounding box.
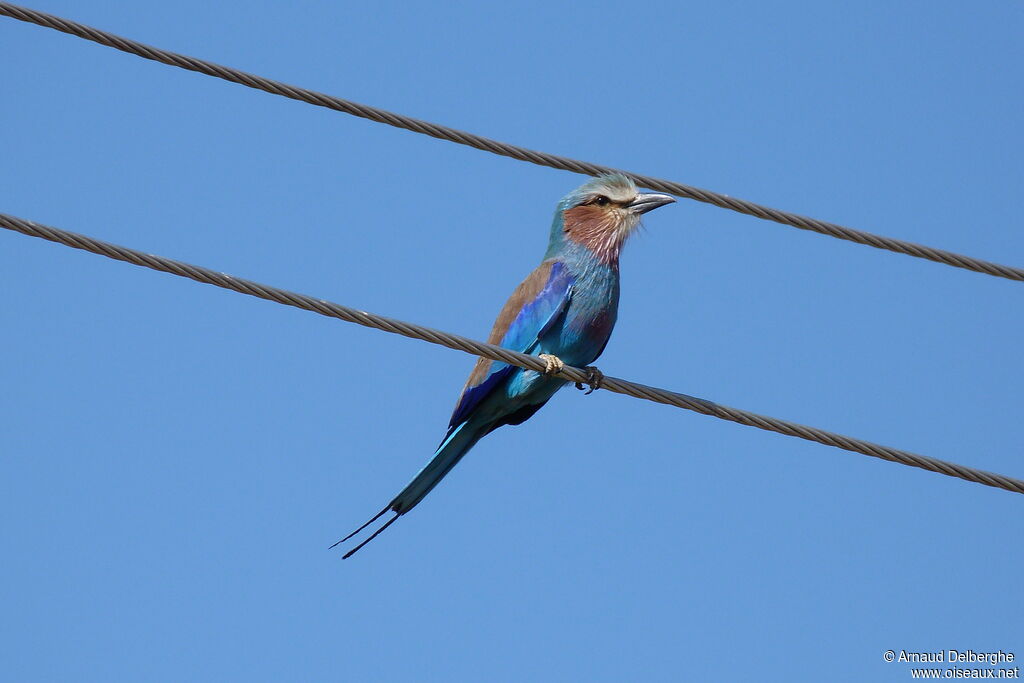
[574,366,604,395]
[538,353,565,376]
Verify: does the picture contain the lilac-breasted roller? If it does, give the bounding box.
[335,174,674,557]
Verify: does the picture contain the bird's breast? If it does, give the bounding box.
[546,264,620,366]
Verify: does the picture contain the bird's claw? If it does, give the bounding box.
[575,366,604,395]
[538,353,565,376]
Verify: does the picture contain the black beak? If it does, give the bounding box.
[628,193,676,215]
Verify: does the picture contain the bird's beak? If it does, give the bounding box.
[628,193,676,215]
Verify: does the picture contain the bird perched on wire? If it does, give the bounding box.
[334,174,675,557]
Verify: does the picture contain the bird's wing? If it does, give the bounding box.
[448,260,573,428]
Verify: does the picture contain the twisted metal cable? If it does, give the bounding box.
[2,2,1022,282]
[3,211,1022,497]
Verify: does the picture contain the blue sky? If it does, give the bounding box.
[2,1,1021,681]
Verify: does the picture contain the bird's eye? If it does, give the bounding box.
[594,195,610,206]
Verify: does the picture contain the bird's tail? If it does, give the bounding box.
[331,420,484,559]
[391,421,485,514]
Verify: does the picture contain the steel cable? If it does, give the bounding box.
[1,2,1022,282]
[3,210,1022,496]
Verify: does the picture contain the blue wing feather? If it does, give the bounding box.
[498,262,573,353]
[448,367,515,428]
[449,261,573,427]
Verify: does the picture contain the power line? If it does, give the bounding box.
[2,210,1022,497]
[1,2,1022,283]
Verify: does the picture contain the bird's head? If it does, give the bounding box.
[547,174,675,264]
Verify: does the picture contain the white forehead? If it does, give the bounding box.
[585,174,637,203]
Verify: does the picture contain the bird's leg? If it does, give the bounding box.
[574,366,604,395]
[537,353,565,376]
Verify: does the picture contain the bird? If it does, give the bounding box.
[334,174,675,558]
